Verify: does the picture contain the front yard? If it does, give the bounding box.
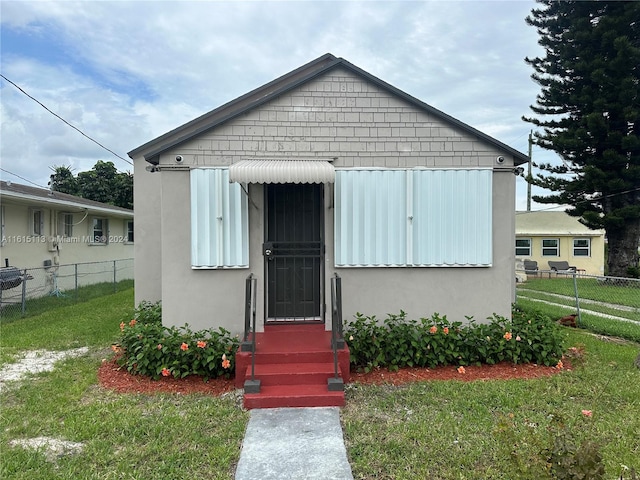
[0,288,638,479]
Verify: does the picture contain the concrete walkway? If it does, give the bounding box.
[235,407,354,480]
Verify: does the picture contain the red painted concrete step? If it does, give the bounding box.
[249,350,338,364]
[245,363,339,386]
[237,324,349,408]
[243,384,345,409]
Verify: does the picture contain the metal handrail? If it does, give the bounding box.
[242,274,254,348]
[328,274,344,391]
[242,274,260,393]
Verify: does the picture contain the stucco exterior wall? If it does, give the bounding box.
[1,200,133,269]
[133,163,162,305]
[133,67,519,333]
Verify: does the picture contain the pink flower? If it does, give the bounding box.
[429,326,437,334]
[581,409,592,417]
[129,319,137,327]
[180,342,189,351]
[161,368,171,377]
[443,327,449,335]
[457,366,466,374]
[119,322,125,331]
[157,344,163,350]
[503,332,512,341]
[197,340,207,349]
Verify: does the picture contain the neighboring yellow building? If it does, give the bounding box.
[515,211,605,276]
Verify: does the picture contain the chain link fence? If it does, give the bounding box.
[515,269,640,329]
[0,258,133,320]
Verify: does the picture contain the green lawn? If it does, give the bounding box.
[519,277,640,308]
[517,276,640,343]
[0,279,134,324]
[342,329,640,479]
[1,289,638,479]
[517,297,640,343]
[0,288,135,366]
[0,288,249,480]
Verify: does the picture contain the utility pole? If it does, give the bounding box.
[527,130,533,212]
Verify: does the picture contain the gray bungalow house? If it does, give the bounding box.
[129,54,528,407]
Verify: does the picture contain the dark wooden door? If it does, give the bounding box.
[265,184,323,321]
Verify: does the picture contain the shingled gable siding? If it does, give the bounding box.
[171,67,507,170]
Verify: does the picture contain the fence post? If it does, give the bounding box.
[21,268,28,316]
[572,272,582,326]
[113,260,117,293]
[75,263,79,300]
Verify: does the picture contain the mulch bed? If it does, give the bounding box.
[97,358,568,396]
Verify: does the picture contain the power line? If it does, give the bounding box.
[0,74,134,167]
[0,168,49,189]
[517,185,640,214]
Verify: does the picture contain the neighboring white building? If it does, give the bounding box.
[0,180,134,270]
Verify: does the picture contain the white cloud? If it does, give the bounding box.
[1,0,560,206]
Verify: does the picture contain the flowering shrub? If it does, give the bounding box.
[344,306,565,372]
[115,302,239,380]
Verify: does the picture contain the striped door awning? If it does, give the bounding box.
[229,159,335,184]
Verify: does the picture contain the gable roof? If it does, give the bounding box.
[129,53,529,165]
[0,180,134,218]
[515,211,605,236]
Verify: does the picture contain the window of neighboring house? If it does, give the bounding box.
[191,168,248,268]
[542,238,560,256]
[125,220,134,243]
[91,217,108,244]
[58,212,73,237]
[335,168,493,267]
[515,238,532,257]
[573,238,591,256]
[30,208,44,236]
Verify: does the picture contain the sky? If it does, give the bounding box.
[1,0,562,210]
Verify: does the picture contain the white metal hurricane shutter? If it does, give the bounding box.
[190,168,249,268]
[411,169,492,266]
[335,169,492,267]
[335,170,407,266]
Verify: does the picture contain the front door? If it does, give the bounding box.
[264,184,323,322]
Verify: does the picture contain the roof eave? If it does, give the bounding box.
[1,191,134,218]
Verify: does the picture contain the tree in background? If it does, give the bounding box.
[49,161,133,210]
[524,0,640,277]
[49,165,79,196]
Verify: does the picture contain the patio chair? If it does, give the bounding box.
[523,260,539,276]
[548,261,577,273]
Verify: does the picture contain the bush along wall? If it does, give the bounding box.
[344,306,566,372]
[115,302,239,380]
